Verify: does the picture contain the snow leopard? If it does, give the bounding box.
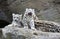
[2,13,23,38]
[22,8,38,30]
[5,13,22,28]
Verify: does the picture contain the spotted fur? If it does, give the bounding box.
[22,8,38,30]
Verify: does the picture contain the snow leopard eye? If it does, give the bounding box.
[17,17,18,18]
[14,17,15,18]
[28,12,32,16]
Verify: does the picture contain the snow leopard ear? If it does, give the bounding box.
[26,8,28,11]
[32,9,35,12]
[33,9,35,11]
[12,13,15,16]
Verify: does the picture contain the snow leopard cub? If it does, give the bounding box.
[2,13,23,38]
[4,13,22,28]
[23,8,38,30]
[12,13,23,27]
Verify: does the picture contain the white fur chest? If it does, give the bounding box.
[12,22,21,28]
[26,16,34,22]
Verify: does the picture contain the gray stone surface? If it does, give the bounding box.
[2,26,60,39]
[1,20,60,39]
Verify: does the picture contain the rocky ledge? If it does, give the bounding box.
[1,20,60,39]
[2,27,60,39]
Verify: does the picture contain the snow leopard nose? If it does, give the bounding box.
[15,20,18,21]
[28,12,32,16]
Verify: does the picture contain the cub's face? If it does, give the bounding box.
[12,13,22,22]
[25,8,35,16]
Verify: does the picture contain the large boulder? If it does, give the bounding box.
[2,26,60,39]
[2,20,60,39]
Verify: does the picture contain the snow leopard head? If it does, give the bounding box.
[12,13,22,22]
[25,8,35,16]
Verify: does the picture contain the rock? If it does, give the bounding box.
[2,26,33,39]
[2,25,60,39]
